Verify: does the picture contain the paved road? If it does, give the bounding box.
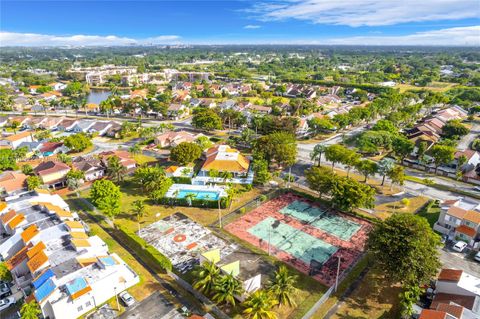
[439,246,480,277]
[119,291,178,319]
[457,122,480,151]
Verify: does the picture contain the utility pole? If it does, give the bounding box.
[218,198,222,229]
[335,256,341,292]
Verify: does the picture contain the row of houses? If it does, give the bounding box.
[418,268,480,319]
[0,190,139,319]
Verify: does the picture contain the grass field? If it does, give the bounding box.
[417,201,441,228]
[374,196,430,220]
[396,81,457,93]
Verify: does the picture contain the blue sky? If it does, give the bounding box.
[1,1,479,46]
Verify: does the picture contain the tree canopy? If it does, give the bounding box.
[90,179,121,220]
[170,142,202,165]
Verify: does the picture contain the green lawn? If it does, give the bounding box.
[417,201,441,228]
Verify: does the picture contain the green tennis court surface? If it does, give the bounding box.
[279,200,361,240]
[247,217,338,265]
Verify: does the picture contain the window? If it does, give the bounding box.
[445,215,451,222]
[77,305,83,312]
[85,301,92,308]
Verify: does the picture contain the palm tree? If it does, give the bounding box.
[192,261,220,295]
[107,156,127,183]
[20,301,42,319]
[310,144,326,167]
[131,199,146,232]
[220,171,233,183]
[243,290,278,319]
[212,273,243,306]
[184,193,196,206]
[268,265,297,307]
[81,97,88,116]
[129,144,141,156]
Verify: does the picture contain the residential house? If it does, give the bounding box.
[0,131,34,149]
[48,82,67,91]
[130,89,148,99]
[0,116,9,127]
[72,157,105,181]
[0,171,27,197]
[37,117,64,130]
[154,130,201,148]
[452,150,480,172]
[296,118,310,136]
[194,145,253,184]
[56,118,78,131]
[246,105,272,115]
[98,150,137,172]
[434,199,480,246]
[189,98,201,107]
[29,85,41,95]
[104,122,122,138]
[70,120,96,133]
[34,161,71,189]
[218,99,236,110]
[167,104,189,120]
[17,141,44,158]
[88,121,117,136]
[39,142,69,157]
[13,96,31,111]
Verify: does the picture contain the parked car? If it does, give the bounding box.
[0,296,15,312]
[119,291,135,307]
[473,186,480,192]
[0,282,11,299]
[474,251,480,262]
[452,241,468,252]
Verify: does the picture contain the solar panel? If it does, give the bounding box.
[34,278,56,302]
[32,268,55,289]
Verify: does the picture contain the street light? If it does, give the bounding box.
[334,256,341,292]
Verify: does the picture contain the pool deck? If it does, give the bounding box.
[225,193,372,287]
[164,183,228,199]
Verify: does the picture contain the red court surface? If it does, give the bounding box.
[225,193,372,287]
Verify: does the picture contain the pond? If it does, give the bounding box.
[86,89,111,105]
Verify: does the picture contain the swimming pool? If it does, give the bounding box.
[176,190,220,200]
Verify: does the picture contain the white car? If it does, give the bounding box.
[474,251,480,262]
[119,291,135,307]
[452,241,468,252]
[0,296,15,312]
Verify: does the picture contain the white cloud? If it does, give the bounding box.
[244,25,261,29]
[0,32,181,47]
[325,26,480,46]
[249,0,479,27]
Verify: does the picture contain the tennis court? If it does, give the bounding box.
[279,200,361,241]
[248,217,338,264]
[225,193,372,286]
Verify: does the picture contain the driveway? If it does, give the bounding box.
[439,246,480,277]
[457,122,480,151]
[119,291,178,319]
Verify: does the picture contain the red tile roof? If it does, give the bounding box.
[435,303,464,319]
[431,293,475,310]
[419,309,447,319]
[438,269,463,282]
[456,225,476,238]
[34,161,70,176]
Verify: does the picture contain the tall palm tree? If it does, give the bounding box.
[192,262,220,295]
[220,171,233,183]
[268,265,297,307]
[107,156,127,183]
[184,193,196,206]
[131,199,146,232]
[243,290,278,319]
[310,144,326,167]
[212,273,243,306]
[129,144,141,156]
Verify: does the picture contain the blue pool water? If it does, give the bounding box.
[176,190,220,200]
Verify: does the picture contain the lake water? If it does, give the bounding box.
[86,89,111,104]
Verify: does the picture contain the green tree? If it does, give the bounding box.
[21,164,34,176]
[20,301,41,319]
[252,159,271,185]
[388,165,405,190]
[0,262,12,281]
[0,149,17,170]
[268,265,297,307]
[417,141,428,163]
[195,135,213,150]
[192,108,222,131]
[253,132,297,169]
[129,144,141,155]
[309,144,326,167]
[170,142,202,165]
[377,158,395,185]
[399,285,423,317]
[64,133,92,152]
[305,166,336,199]
[90,180,121,221]
[442,120,469,139]
[107,156,127,183]
[243,290,279,319]
[26,175,42,190]
[331,177,376,211]
[57,153,72,164]
[392,137,414,163]
[212,273,243,306]
[355,159,378,183]
[192,261,220,295]
[430,145,455,173]
[367,214,441,286]
[325,144,349,171]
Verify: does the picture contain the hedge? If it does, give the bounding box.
[281,78,395,94]
[116,225,172,272]
[172,176,192,184]
[159,196,229,209]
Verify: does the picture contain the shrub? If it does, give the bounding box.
[259,195,267,202]
[172,176,192,184]
[116,225,172,272]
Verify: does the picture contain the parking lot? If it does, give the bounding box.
[119,291,179,319]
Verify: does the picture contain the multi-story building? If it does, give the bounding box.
[67,65,137,85]
[0,190,139,319]
[434,198,480,246]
